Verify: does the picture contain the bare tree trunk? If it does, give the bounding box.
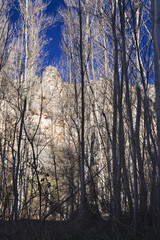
[152,0,160,226]
[79,0,86,216]
[118,0,138,236]
[24,0,29,96]
[13,98,26,221]
[118,69,133,215]
[112,0,121,219]
[134,1,148,219]
[53,154,60,207]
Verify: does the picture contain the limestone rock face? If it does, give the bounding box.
[0,65,156,172]
[29,66,65,168]
[31,66,62,121]
[42,66,63,120]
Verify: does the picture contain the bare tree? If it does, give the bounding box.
[152,0,160,226]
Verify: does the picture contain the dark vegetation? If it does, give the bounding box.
[0,213,160,240]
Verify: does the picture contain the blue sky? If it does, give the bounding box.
[11,0,64,65]
[46,0,64,64]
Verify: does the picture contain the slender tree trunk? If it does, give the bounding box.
[118,0,138,236]
[134,1,147,219]
[53,154,60,207]
[13,98,26,221]
[79,0,86,216]
[152,0,160,226]
[24,0,28,97]
[112,0,121,219]
[30,141,42,220]
[118,69,133,215]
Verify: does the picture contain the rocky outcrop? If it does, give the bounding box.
[0,65,156,171]
[28,66,66,168]
[30,66,63,120]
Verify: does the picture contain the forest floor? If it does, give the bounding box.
[0,214,159,240]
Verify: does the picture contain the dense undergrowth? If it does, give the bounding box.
[0,212,159,240]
